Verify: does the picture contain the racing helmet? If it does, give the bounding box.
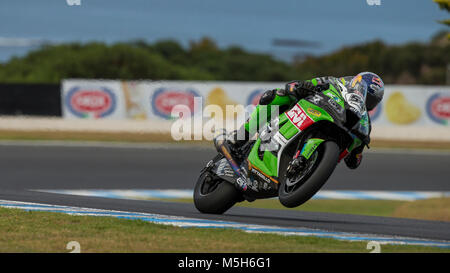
[352,72,384,111]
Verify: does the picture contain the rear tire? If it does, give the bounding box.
[194,171,241,214]
[278,141,340,208]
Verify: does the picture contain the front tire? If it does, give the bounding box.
[194,171,241,214]
[278,141,340,208]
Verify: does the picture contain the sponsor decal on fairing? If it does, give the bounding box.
[285,104,314,130]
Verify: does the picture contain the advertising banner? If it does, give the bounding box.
[61,80,126,119]
[62,80,450,128]
[369,85,450,127]
[141,81,281,121]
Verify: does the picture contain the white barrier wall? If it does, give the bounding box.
[62,79,282,121]
[368,85,450,127]
[61,79,450,141]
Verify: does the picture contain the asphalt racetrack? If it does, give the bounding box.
[0,141,449,242]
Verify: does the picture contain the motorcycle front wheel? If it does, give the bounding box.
[278,141,340,208]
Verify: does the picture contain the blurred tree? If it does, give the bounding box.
[433,0,450,27]
[0,34,447,85]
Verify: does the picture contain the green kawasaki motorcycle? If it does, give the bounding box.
[194,78,370,214]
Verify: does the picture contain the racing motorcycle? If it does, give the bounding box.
[194,78,370,214]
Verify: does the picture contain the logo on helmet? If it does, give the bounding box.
[372,77,382,86]
[359,72,384,96]
[351,75,362,88]
[65,87,116,118]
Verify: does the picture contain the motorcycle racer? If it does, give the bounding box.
[223,72,384,170]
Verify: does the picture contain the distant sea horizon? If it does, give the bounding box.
[0,0,447,62]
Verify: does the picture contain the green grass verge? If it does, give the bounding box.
[0,207,447,253]
[237,199,403,217]
[240,197,450,222]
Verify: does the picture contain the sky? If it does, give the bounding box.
[0,0,448,61]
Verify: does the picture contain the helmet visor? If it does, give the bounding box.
[346,76,368,113]
[350,75,368,102]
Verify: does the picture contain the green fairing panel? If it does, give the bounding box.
[244,94,293,134]
[247,139,278,177]
[246,80,351,180]
[279,115,300,140]
[248,99,336,178]
[300,138,325,159]
[297,99,334,123]
[279,99,335,140]
[248,111,298,178]
[245,105,261,134]
[263,150,278,177]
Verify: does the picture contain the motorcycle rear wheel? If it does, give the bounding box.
[194,171,241,214]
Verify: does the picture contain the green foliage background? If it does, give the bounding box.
[0,31,448,84]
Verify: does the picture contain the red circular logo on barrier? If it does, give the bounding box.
[430,97,450,119]
[65,87,117,118]
[152,88,200,119]
[71,90,112,113]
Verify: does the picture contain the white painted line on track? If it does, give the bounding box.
[35,189,450,201]
[0,199,449,249]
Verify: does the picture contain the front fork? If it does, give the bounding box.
[288,132,362,175]
[286,138,325,177]
[297,138,326,160]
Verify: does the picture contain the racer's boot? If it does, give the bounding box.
[213,128,250,191]
[344,145,364,169]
